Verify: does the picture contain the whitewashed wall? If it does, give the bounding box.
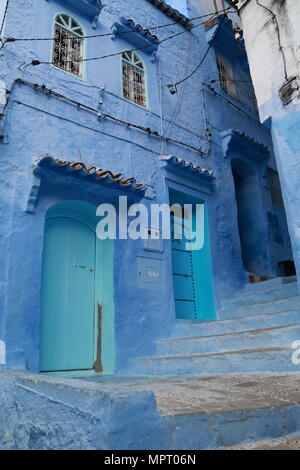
[238,0,300,119]
[0,0,8,34]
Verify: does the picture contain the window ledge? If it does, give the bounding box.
[45,0,104,28]
[112,17,159,60]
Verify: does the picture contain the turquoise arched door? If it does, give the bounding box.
[40,216,96,372]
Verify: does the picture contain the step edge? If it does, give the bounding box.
[158,323,300,343]
[222,285,299,305]
[221,295,300,314]
[173,309,299,330]
[137,346,290,362]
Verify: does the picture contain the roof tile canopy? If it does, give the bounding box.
[35,155,145,193]
[111,17,159,56]
[124,18,159,42]
[160,154,214,179]
[221,129,270,163]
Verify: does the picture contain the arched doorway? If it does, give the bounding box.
[231,158,267,275]
[40,201,99,373]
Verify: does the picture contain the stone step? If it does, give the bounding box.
[94,374,300,449]
[133,346,298,376]
[156,324,300,356]
[244,275,297,292]
[227,432,300,450]
[220,295,300,320]
[221,283,299,311]
[172,309,300,338]
[3,372,300,449]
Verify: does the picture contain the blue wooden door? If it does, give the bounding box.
[171,212,197,318]
[170,190,216,320]
[40,217,96,372]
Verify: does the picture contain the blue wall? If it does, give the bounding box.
[0,0,293,374]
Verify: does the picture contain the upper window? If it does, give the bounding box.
[53,14,84,77]
[216,55,258,111]
[122,51,147,108]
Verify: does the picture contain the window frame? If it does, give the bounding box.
[51,12,85,80]
[216,54,258,112]
[121,51,148,109]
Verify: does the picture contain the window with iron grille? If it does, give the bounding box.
[122,51,147,108]
[53,14,84,77]
[216,55,258,111]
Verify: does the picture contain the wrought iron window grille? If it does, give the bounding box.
[122,51,147,108]
[53,14,84,77]
[216,55,258,111]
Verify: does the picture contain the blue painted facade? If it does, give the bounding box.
[0,0,294,377]
[237,0,300,292]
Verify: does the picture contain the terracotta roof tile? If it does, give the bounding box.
[126,18,159,42]
[36,156,146,193]
[160,154,214,178]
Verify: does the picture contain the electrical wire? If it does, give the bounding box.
[0,0,10,37]
[26,9,233,69]
[166,14,227,90]
[7,78,209,154]
[211,78,252,84]
[204,82,264,126]
[162,35,193,140]
[0,6,233,157]
[1,7,234,44]
[255,0,288,81]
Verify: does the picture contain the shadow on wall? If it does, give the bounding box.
[231,158,267,275]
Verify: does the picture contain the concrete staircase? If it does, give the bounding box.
[132,276,300,376]
[3,276,299,450]
[4,371,300,449]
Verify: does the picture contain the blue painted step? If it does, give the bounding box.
[132,347,297,376]
[219,295,300,320]
[221,283,299,311]
[4,371,300,449]
[156,324,300,356]
[130,277,300,377]
[171,309,300,338]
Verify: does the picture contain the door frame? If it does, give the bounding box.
[167,183,216,321]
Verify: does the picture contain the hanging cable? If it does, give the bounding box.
[6,78,210,154]
[166,14,227,92]
[162,35,193,139]
[210,78,253,84]
[0,7,234,45]
[25,9,233,69]
[0,0,10,37]
[255,0,288,81]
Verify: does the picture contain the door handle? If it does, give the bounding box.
[74,264,94,272]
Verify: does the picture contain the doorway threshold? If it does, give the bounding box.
[40,369,96,378]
